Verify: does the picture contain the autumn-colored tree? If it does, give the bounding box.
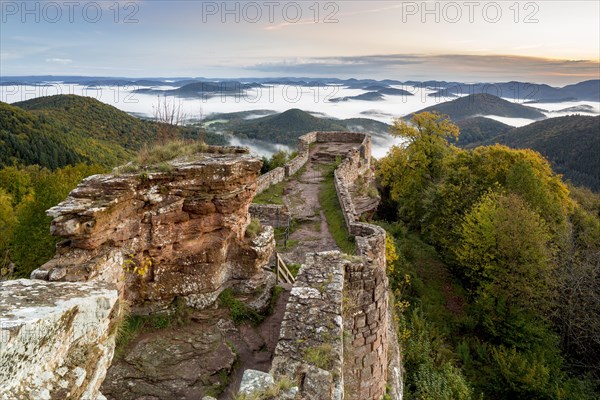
[454,191,554,313]
[0,188,15,272]
[378,112,459,226]
[9,164,105,277]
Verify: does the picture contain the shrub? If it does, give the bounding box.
[245,218,263,239]
[218,288,265,326]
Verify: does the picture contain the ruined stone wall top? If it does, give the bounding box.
[271,251,346,400]
[0,279,119,400]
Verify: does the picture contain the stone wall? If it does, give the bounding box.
[271,252,345,400]
[249,204,290,229]
[31,149,275,312]
[261,131,396,400]
[256,167,285,194]
[255,131,370,196]
[0,279,119,400]
[332,134,390,400]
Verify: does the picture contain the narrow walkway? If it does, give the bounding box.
[219,290,291,400]
[278,142,357,265]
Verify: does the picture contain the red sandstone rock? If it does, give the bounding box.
[31,151,275,311]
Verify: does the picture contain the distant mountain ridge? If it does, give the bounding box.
[206,108,391,146]
[466,115,600,191]
[13,95,159,150]
[412,93,547,121]
[422,80,600,102]
[0,99,132,169]
[4,76,596,102]
[456,117,514,146]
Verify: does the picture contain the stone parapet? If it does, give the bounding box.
[0,279,119,400]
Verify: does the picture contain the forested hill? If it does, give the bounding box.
[413,93,546,121]
[480,115,600,191]
[227,108,346,145]
[13,95,158,150]
[212,108,391,145]
[1,95,226,170]
[455,117,513,146]
[0,100,132,169]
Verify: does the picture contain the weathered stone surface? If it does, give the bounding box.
[265,132,394,400]
[250,203,290,228]
[0,279,119,400]
[271,251,346,399]
[387,300,404,400]
[239,369,275,395]
[31,151,275,311]
[102,316,237,400]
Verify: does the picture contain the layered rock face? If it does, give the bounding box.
[31,150,274,311]
[0,279,119,400]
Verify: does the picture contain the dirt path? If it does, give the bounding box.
[278,142,357,265]
[219,290,290,400]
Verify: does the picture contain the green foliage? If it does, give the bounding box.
[454,191,554,314]
[303,343,335,371]
[1,95,228,171]
[218,288,265,326]
[245,218,263,239]
[286,263,302,277]
[0,99,133,169]
[2,164,106,277]
[114,297,191,358]
[261,150,296,174]
[475,115,600,191]
[319,164,356,254]
[400,309,474,400]
[252,180,287,205]
[378,112,600,398]
[379,112,460,227]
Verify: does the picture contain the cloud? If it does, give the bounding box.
[45,58,73,65]
[246,53,599,83]
[250,54,423,74]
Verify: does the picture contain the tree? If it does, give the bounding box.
[454,191,554,313]
[9,164,105,277]
[152,95,188,142]
[378,112,460,226]
[0,188,15,274]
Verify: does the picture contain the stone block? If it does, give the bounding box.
[0,279,119,400]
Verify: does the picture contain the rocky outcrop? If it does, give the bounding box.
[31,150,275,312]
[0,279,119,400]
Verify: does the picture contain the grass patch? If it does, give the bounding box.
[287,263,302,277]
[114,297,191,358]
[218,288,265,326]
[253,180,287,205]
[233,376,295,400]
[319,164,356,254]
[276,239,300,251]
[245,218,263,239]
[267,285,284,315]
[303,343,335,371]
[117,139,242,173]
[292,162,307,179]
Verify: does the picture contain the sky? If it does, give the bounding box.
[1,0,599,85]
